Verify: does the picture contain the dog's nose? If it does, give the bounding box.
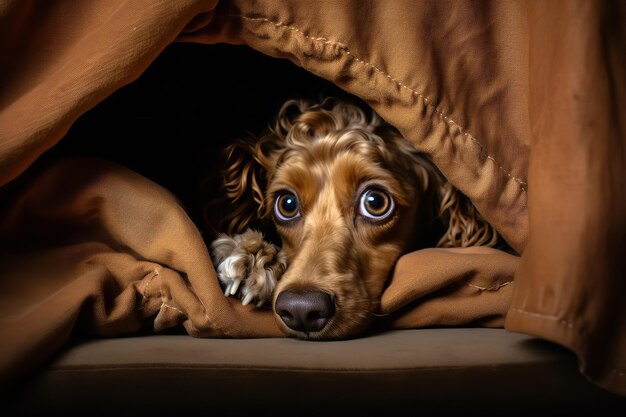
[275,290,335,333]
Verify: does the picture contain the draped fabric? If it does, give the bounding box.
[0,0,623,396]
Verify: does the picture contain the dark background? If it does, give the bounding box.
[36,42,361,240]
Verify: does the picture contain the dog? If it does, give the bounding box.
[207,98,498,340]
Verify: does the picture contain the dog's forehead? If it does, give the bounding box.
[271,141,404,207]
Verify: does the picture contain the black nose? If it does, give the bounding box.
[275,290,335,333]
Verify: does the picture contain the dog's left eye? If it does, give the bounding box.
[275,192,301,221]
[359,188,394,220]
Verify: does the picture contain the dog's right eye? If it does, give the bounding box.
[275,192,301,222]
[358,188,395,222]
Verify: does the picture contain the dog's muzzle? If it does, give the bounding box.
[274,290,335,333]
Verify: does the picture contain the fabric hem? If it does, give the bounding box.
[506,307,625,397]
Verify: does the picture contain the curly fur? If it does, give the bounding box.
[207,98,498,339]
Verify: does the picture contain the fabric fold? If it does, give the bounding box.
[0,157,518,384]
[0,158,283,383]
[381,247,517,328]
[0,0,624,397]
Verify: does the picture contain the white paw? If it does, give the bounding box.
[210,229,287,307]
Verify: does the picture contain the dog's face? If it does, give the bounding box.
[257,102,437,339]
[267,134,428,339]
[213,99,497,340]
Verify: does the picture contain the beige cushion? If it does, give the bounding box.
[10,329,622,415]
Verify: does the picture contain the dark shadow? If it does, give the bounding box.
[35,42,363,244]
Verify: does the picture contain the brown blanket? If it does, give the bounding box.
[0,0,624,396]
[0,156,516,381]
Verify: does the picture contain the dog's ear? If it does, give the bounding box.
[403,151,499,249]
[436,181,499,248]
[202,134,281,236]
[220,136,281,234]
[370,118,498,249]
[203,100,308,237]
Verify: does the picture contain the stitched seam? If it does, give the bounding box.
[468,280,513,292]
[141,266,229,336]
[155,268,186,316]
[236,15,528,191]
[140,268,160,305]
[510,307,574,329]
[508,309,625,377]
[161,302,185,315]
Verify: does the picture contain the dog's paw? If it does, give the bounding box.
[210,229,287,307]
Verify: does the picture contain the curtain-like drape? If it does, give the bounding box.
[0,0,623,396]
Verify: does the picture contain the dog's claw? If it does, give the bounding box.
[230,279,241,295]
[242,293,254,306]
[210,229,287,308]
[224,283,232,296]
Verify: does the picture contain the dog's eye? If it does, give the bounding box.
[359,188,394,220]
[275,192,301,221]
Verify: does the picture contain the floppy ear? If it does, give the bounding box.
[370,116,498,249]
[222,136,283,234]
[202,100,312,237]
[202,135,280,236]
[436,181,499,248]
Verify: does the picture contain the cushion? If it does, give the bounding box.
[8,329,623,415]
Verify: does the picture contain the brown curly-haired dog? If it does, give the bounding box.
[208,98,497,340]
